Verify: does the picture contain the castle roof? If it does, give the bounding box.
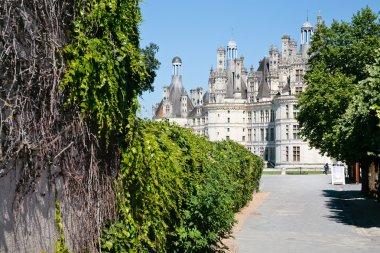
[172,56,182,65]
[257,58,271,99]
[302,21,313,29]
[168,75,186,117]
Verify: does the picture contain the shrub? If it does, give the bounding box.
[101,120,263,252]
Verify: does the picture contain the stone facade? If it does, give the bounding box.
[153,19,332,169]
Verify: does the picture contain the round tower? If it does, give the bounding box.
[172,56,182,76]
[301,20,313,58]
[301,20,313,45]
[227,40,237,60]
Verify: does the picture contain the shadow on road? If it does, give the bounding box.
[323,189,380,228]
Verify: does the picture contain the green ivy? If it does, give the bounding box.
[55,192,70,253]
[61,0,157,144]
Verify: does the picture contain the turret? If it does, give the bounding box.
[233,57,243,99]
[217,47,226,70]
[269,45,279,70]
[301,19,313,58]
[247,65,257,103]
[172,56,182,76]
[227,40,237,61]
[281,35,290,63]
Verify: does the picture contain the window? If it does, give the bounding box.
[285,146,289,162]
[254,111,257,122]
[293,104,299,119]
[253,129,256,141]
[202,118,205,124]
[270,110,275,122]
[242,136,246,141]
[197,118,200,125]
[227,128,230,132]
[293,146,300,161]
[265,128,269,141]
[227,117,230,123]
[261,128,264,141]
[248,112,252,122]
[265,110,269,122]
[260,147,264,158]
[248,128,252,141]
[286,125,289,140]
[264,147,268,161]
[295,87,302,94]
[270,128,274,141]
[193,118,195,125]
[293,125,300,139]
[286,105,289,118]
[296,69,304,82]
[226,136,230,140]
[166,105,170,114]
[260,110,264,122]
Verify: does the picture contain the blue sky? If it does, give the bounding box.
[138,0,380,118]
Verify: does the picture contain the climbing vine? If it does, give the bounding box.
[61,0,159,144]
[55,192,70,253]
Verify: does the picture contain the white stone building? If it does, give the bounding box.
[153,18,332,169]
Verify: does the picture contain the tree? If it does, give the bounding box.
[298,7,380,163]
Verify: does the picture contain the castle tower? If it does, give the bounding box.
[269,45,279,70]
[247,65,256,103]
[301,19,313,58]
[217,47,226,70]
[281,35,290,63]
[233,57,243,99]
[317,11,322,25]
[172,56,182,76]
[227,40,237,60]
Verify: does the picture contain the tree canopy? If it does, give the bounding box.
[298,7,380,163]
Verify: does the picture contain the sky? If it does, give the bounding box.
[138,0,380,118]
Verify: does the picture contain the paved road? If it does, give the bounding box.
[235,175,380,253]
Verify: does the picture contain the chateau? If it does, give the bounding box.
[153,17,332,169]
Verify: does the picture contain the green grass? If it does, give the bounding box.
[262,171,282,175]
[262,170,325,175]
[286,170,324,175]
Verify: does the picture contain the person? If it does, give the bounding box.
[323,163,329,175]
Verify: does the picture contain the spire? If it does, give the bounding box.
[317,10,322,25]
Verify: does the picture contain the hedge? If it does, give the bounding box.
[101,120,263,252]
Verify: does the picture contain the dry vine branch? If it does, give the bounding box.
[0,1,118,251]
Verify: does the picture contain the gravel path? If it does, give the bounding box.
[230,175,380,253]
